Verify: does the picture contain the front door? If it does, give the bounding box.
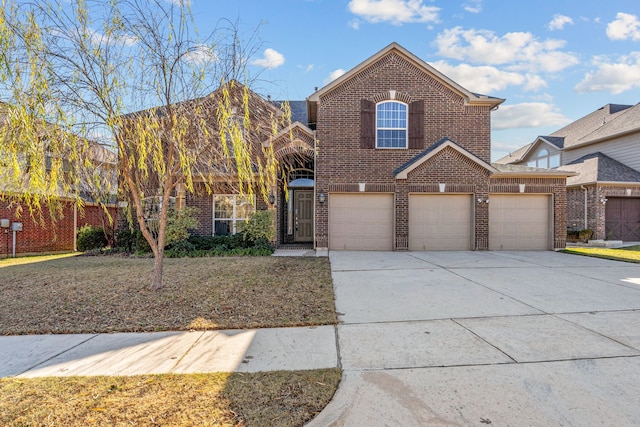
[294,190,313,242]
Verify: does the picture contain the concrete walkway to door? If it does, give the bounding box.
[306,250,640,426]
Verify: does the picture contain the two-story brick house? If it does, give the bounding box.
[309,43,570,251]
[167,43,571,251]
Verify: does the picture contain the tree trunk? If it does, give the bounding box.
[149,247,165,290]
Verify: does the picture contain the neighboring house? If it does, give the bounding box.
[0,102,117,255]
[496,103,640,241]
[127,43,572,251]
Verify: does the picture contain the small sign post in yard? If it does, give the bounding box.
[10,222,22,258]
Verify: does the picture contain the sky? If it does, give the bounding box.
[165,1,640,160]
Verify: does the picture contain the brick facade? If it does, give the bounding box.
[312,43,568,251]
[0,200,116,256]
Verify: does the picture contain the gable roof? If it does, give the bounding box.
[394,138,497,179]
[307,42,505,109]
[562,152,640,186]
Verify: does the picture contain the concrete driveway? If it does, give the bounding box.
[307,251,640,426]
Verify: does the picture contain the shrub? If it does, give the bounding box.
[243,210,275,243]
[77,225,108,251]
[165,207,200,247]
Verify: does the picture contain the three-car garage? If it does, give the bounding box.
[328,192,553,251]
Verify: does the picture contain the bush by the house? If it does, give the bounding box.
[243,210,275,243]
[77,225,109,252]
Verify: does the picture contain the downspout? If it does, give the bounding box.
[313,130,317,250]
[580,185,587,230]
[73,202,78,252]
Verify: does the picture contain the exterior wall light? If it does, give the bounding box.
[268,192,275,205]
[318,193,326,204]
[476,198,489,204]
[599,197,608,205]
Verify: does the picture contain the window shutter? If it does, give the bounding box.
[360,99,375,149]
[408,100,424,149]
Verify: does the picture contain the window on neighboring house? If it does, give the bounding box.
[527,148,560,168]
[213,194,254,236]
[376,101,407,149]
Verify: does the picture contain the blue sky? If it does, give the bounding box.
[192,1,639,160]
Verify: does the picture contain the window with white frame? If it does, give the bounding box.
[527,148,560,168]
[376,101,407,148]
[213,195,254,236]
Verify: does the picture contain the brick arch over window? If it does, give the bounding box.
[360,97,424,149]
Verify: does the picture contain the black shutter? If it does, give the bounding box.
[408,100,424,149]
[360,99,375,149]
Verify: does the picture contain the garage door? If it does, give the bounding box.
[489,195,551,250]
[605,197,640,241]
[329,193,394,250]
[409,194,473,250]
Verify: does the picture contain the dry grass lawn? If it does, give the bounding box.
[0,369,342,426]
[0,254,341,426]
[0,254,337,335]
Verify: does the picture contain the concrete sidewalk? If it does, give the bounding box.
[0,326,337,378]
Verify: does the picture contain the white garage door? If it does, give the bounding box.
[409,194,473,250]
[489,194,551,250]
[329,193,394,250]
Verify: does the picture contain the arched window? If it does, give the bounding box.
[376,101,407,148]
[527,147,560,168]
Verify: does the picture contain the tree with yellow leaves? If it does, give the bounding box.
[0,0,287,289]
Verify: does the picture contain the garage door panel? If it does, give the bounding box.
[409,194,472,251]
[489,195,551,250]
[329,194,393,250]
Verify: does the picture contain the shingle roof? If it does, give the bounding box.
[563,152,640,185]
[551,103,634,149]
[273,100,307,125]
[540,136,565,148]
[493,143,532,164]
[572,103,640,146]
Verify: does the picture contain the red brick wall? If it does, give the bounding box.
[314,51,493,249]
[0,200,116,256]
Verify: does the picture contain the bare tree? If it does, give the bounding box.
[0,0,287,289]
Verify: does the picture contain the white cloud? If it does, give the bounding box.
[251,48,285,69]
[347,0,440,25]
[548,14,573,31]
[183,45,217,64]
[463,0,482,14]
[324,69,346,84]
[434,27,579,73]
[606,12,640,41]
[575,52,640,94]
[492,103,571,130]
[430,61,547,93]
[349,19,361,29]
[297,64,315,72]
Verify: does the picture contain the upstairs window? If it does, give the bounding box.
[376,101,407,149]
[527,148,560,168]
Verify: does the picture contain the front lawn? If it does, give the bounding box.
[0,255,337,335]
[0,254,341,426]
[0,369,341,427]
[562,245,640,263]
